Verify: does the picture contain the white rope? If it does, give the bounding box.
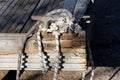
[81,41,95,80]
[53,34,61,80]
[16,52,22,80]
[90,69,95,80]
[16,22,40,80]
[88,41,95,80]
[36,25,47,73]
[46,9,73,19]
[82,70,87,80]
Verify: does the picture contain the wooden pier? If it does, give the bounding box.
[0,0,92,80]
[0,0,65,33]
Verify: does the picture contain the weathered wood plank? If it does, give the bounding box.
[0,0,23,32]
[7,0,40,33]
[0,32,86,55]
[64,0,77,13]
[44,0,55,13]
[0,68,85,71]
[0,1,7,12]
[0,0,41,33]
[0,53,86,63]
[0,58,86,64]
[1,0,33,32]
[6,0,31,33]
[0,0,89,33]
[21,0,63,33]
[19,0,50,33]
[0,0,14,16]
[0,39,85,55]
[0,64,86,71]
[0,53,86,71]
[0,53,86,59]
[73,0,90,22]
[0,0,19,31]
[50,0,61,10]
[0,63,86,69]
[0,0,5,10]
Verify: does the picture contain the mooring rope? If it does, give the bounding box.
[81,41,95,80]
[88,41,95,80]
[16,0,94,79]
[82,70,88,80]
[53,34,61,80]
[24,6,93,80]
[45,9,89,80]
[16,21,40,80]
[36,25,47,73]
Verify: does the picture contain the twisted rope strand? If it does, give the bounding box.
[36,25,47,73]
[53,34,61,80]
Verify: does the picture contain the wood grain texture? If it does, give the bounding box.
[0,32,86,55]
[0,0,14,16]
[64,0,77,13]
[1,0,40,33]
[0,0,89,33]
[0,53,86,70]
[0,0,40,32]
[21,0,63,33]
[0,0,20,32]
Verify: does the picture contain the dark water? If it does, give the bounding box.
[92,0,120,66]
